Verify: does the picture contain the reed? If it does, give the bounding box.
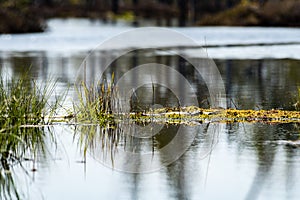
[75,74,118,125]
[0,71,59,159]
[0,72,61,129]
[0,71,60,200]
[296,87,300,110]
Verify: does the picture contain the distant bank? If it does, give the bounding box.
[0,7,45,33]
[0,0,299,34]
[198,1,300,27]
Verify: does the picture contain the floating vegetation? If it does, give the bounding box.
[131,106,300,124]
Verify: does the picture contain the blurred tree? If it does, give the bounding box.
[112,0,119,13]
[0,0,34,7]
[226,0,235,7]
[259,0,266,6]
[177,0,188,26]
[158,0,174,5]
[85,0,108,10]
[34,0,53,6]
[85,0,95,9]
[191,0,201,22]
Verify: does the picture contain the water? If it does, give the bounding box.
[0,19,300,200]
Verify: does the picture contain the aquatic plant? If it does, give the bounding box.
[75,74,118,125]
[0,71,60,164]
[0,71,60,199]
[132,106,300,124]
[0,72,61,129]
[296,87,300,110]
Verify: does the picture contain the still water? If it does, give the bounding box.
[0,19,300,200]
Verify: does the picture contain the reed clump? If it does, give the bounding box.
[0,71,60,163]
[75,74,118,125]
[295,87,300,111]
[0,72,60,130]
[0,71,60,200]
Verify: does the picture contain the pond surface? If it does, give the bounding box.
[0,19,300,200]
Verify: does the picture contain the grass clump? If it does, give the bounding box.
[0,71,60,200]
[295,87,300,110]
[75,74,118,125]
[0,71,60,160]
[0,72,59,130]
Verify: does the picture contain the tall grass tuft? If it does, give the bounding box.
[296,87,300,110]
[0,71,60,158]
[0,72,60,129]
[74,73,125,167]
[75,74,118,124]
[0,71,60,199]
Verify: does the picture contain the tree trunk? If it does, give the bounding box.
[112,0,119,14]
[132,0,138,5]
[178,0,188,26]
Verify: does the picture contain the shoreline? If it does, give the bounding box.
[0,1,299,34]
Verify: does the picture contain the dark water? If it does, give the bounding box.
[0,20,300,200]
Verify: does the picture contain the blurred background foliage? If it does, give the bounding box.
[0,0,299,33]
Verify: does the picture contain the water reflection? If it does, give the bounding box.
[244,123,300,200]
[217,59,300,110]
[72,119,222,198]
[221,122,299,200]
[83,121,296,200]
[74,120,212,173]
[0,118,298,199]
